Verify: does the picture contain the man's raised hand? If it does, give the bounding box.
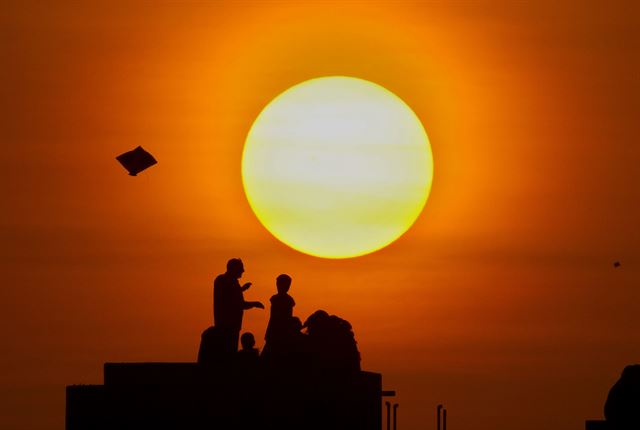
[241,282,252,291]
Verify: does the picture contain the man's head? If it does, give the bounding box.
[276,274,292,293]
[240,332,255,350]
[226,258,244,279]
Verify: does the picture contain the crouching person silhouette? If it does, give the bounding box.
[213,258,264,357]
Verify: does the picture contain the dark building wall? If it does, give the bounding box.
[67,363,382,430]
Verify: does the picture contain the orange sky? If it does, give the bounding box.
[1,2,639,429]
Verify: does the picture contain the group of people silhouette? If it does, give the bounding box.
[198,258,361,375]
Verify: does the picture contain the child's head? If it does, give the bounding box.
[240,332,255,350]
[276,274,292,294]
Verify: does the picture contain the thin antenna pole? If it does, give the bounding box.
[393,403,398,430]
[437,404,443,430]
[443,408,447,430]
[386,401,391,430]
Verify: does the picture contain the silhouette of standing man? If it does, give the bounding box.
[214,258,264,355]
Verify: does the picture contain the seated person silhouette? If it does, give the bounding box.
[237,332,260,367]
[197,326,225,365]
[605,364,640,429]
[303,310,361,374]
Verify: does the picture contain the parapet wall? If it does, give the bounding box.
[67,362,382,430]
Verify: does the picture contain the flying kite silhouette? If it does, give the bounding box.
[116,146,157,176]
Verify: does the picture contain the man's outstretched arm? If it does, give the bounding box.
[243,301,264,310]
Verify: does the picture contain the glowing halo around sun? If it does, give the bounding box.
[241,76,433,259]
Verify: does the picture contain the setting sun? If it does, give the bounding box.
[242,76,433,258]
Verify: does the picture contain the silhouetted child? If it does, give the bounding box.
[265,274,295,343]
[237,332,259,369]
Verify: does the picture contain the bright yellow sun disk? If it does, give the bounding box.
[242,76,433,258]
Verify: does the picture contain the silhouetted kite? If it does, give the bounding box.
[116,146,157,176]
